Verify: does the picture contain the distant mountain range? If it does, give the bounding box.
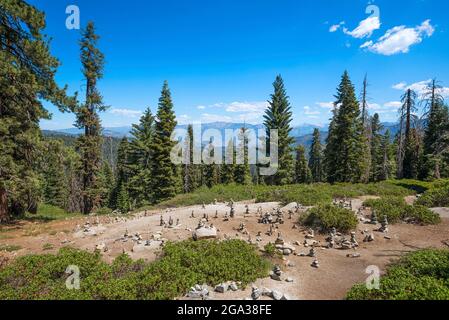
[46,121,402,151]
[49,122,327,139]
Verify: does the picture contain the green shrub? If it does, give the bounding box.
[416,185,449,207]
[347,249,449,300]
[94,207,113,215]
[0,240,270,300]
[363,197,440,225]
[363,197,408,223]
[263,242,282,258]
[299,204,358,233]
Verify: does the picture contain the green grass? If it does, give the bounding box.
[42,243,54,251]
[347,249,449,300]
[299,204,358,233]
[23,204,81,222]
[363,197,441,225]
[136,180,420,212]
[0,240,270,300]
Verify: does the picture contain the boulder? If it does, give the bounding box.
[193,226,218,241]
[272,290,283,301]
[215,283,228,293]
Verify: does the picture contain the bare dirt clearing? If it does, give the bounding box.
[1,198,448,300]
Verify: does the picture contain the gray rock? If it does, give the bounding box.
[286,277,294,283]
[251,287,261,300]
[193,226,218,241]
[272,290,283,300]
[281,294,291,300]
[215,283,228,293]
[229,282,239,291]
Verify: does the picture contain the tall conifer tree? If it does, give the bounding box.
[295,145,312,184]
[74,22,106,214]
[324,71,368,183]
[0,0,74,221]
[309,129,324,182]
[263,75,295,185]
[151,81,178,202]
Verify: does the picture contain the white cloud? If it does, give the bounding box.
[109,108,142,118]
[361,20,435,55]
[304,106,321,115]
[392,79,449,97]
[224,101,269,113]
[316,101,335,109]
[384,101,402,109]
[200,113,233,123]
[343,16,381,39]
[197,105,206,110]
[177,114,191,125]
[329,21,345,33]
[392,82,407,90]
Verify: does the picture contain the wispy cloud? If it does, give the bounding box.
[343,16,381,39]
[361,20,435,55]
[392,79,449,97]
[109,108,143,118]
[329,21,345,33]
[304,106,321,116]
[316,101,335,109]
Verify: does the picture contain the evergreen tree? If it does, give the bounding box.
[42,140,67,208]
[324,71,368,183]
[309,129,324,182]
[110,138,131,209]
[370,113,383,181]
[221,138,235,184]
[128,108,155,204]
[399,89,420,179]
[234,127,251,185]
[98,161,114,208]
[263,75,295,185]
[116,184,130,214]
[203,139,219,188]
[182,125,197,193]
[151,81,178,202]
[295,145,312,184]
[421,80,449,179]
[0,0,74,222]
[360,75,372,182]
[73,22,106,214]
[379,130,394,181]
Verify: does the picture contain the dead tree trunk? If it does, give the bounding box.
[0,187,9,224]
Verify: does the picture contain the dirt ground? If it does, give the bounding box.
[1,197,449,300]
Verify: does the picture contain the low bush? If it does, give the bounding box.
[416,185,449,208]
[363,197,440,225]
[0,240,270,300]
[346,249,449,300]
[299,204,358,233]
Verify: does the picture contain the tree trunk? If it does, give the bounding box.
[0,187,9,224]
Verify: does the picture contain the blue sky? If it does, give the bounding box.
[33,0,449,130]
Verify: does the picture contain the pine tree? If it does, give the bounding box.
[399,89,420,179]
[234,127,251,185]
[370,113,383,181]
[203,139,219,188]
[182,125,197,193]
[421,80,449,179]
[110,138,131,209]
[221,138,235,184]
[0,1,74,222]
[116,184,130,214]
[263,75,295,185]
[73,22,106,214]
[127,108,155,204]
[295,145,312,184]
[151,81,178,202]
[42,140,67,208]
[379,130,393,181]
[309,129,324,182]
[324,71,368,183]
[360,75,372,182]
[98,161,114,208]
